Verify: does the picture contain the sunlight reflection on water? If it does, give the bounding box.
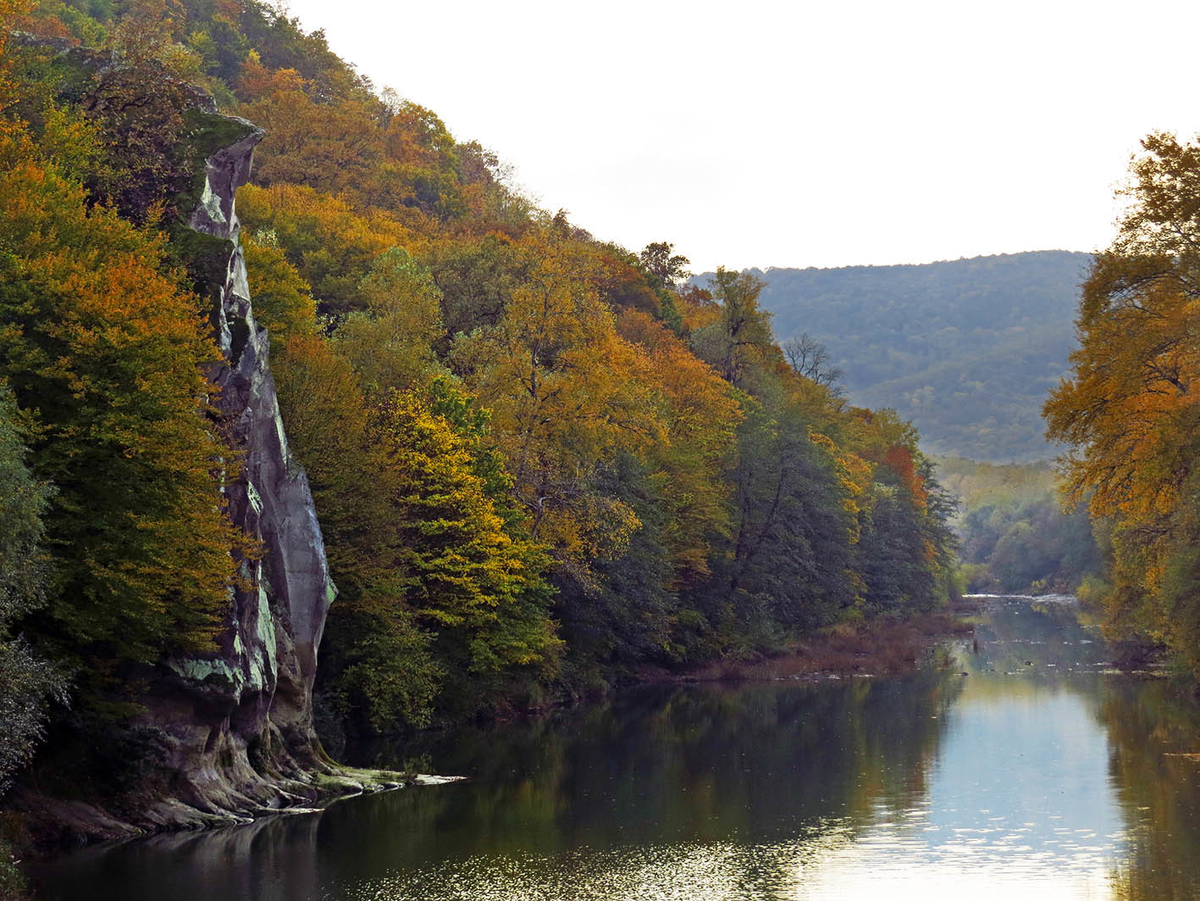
[344,821,1120,901]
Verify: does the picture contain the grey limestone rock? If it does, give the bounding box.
[124,113,340,828]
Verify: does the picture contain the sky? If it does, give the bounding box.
[279,0,1200,273]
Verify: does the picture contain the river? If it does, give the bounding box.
[28,598,1200,900]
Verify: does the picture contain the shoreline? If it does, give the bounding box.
[15,606,974,866]
[634,607,976,686]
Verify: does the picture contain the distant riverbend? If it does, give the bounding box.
[29,597,1200,900]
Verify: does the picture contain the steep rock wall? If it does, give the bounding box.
[128,114,341,828]
[10,111,367,843]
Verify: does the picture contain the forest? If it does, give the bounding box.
[935,457,1102,596]
[0,0,959,855]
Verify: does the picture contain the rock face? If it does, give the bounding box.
[122,115,339,829]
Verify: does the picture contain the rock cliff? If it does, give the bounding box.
[12,108,394,844]
[131,112,341,827]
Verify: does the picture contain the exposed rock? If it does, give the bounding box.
[12,109,368,847]
[134,113,341,824]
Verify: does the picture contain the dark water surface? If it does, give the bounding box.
[29,598,1200,900]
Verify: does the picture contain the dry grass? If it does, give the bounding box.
[673,612,973,683]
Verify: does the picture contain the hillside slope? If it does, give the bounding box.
[701,251,1091,461]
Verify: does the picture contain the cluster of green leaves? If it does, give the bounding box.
[3,0,959,744]
[724,251,1092,462]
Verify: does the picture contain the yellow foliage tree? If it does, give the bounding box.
[453,231,663,576]
[1045,132,1200,661]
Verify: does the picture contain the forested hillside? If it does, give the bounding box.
[703,251,1091,462]
[0,0,961,837]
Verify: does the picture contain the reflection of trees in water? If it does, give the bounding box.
[971,598,1200,899]
[1097,678,1200,901]
[29,813,324,901]
[975,598,1200,901]
[36,672,962,899]
[969,598,1108,675]
[331,673,963,881]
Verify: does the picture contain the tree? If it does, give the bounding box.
[639,241,691,288]
[452,230,662,577]
[690,267,777,390]
[782,333,843,389]
[272,333,440,731]
[241,229,318,350]
[374,390,559,692]
[706,392,857,645]
[617,310,741,588]
[1044,132,1200,666]
[236,182,413,315]
[334,246,444,396]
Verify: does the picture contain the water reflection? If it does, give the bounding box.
[28,598,1200,900]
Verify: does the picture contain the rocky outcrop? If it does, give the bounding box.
[123,113,342,826]
[12,111,374,843]
[123,114,345,830]
[181,114,336,771]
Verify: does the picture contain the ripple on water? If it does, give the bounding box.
[343,824,855,901]
[338,827,1124,901]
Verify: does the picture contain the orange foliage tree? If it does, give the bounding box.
[1045,132,1200,664]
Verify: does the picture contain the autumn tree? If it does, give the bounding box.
[236,182,414,315]
[453,230,662,577]
[1045,132,1200,667]
[272,334,440,731]
[238,87,383,195]
[617,310,741,588]
[241,229,318,350]
[334,246,444,396]
[0,123,241,667]
[690,267,777,389]
[374,390,559,699]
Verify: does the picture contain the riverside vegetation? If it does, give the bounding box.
[0,0,959,885]
[5,0,1200,895]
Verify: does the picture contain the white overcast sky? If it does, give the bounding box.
[280,0,1200,272]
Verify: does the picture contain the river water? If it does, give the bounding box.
[29,598,1200,900]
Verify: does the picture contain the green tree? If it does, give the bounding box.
[334,246,444,396]
[0,382,66,795]
[0,126,240,666]
[691,267,777,389]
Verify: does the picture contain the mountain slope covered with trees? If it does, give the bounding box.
[702,251,1091,462]
[0,0,958,870]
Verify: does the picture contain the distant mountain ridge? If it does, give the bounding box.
[698,251,1092,462]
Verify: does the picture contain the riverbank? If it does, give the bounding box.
[641,608,975,685]
[5,763,414,864]
[7,607,971,883]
